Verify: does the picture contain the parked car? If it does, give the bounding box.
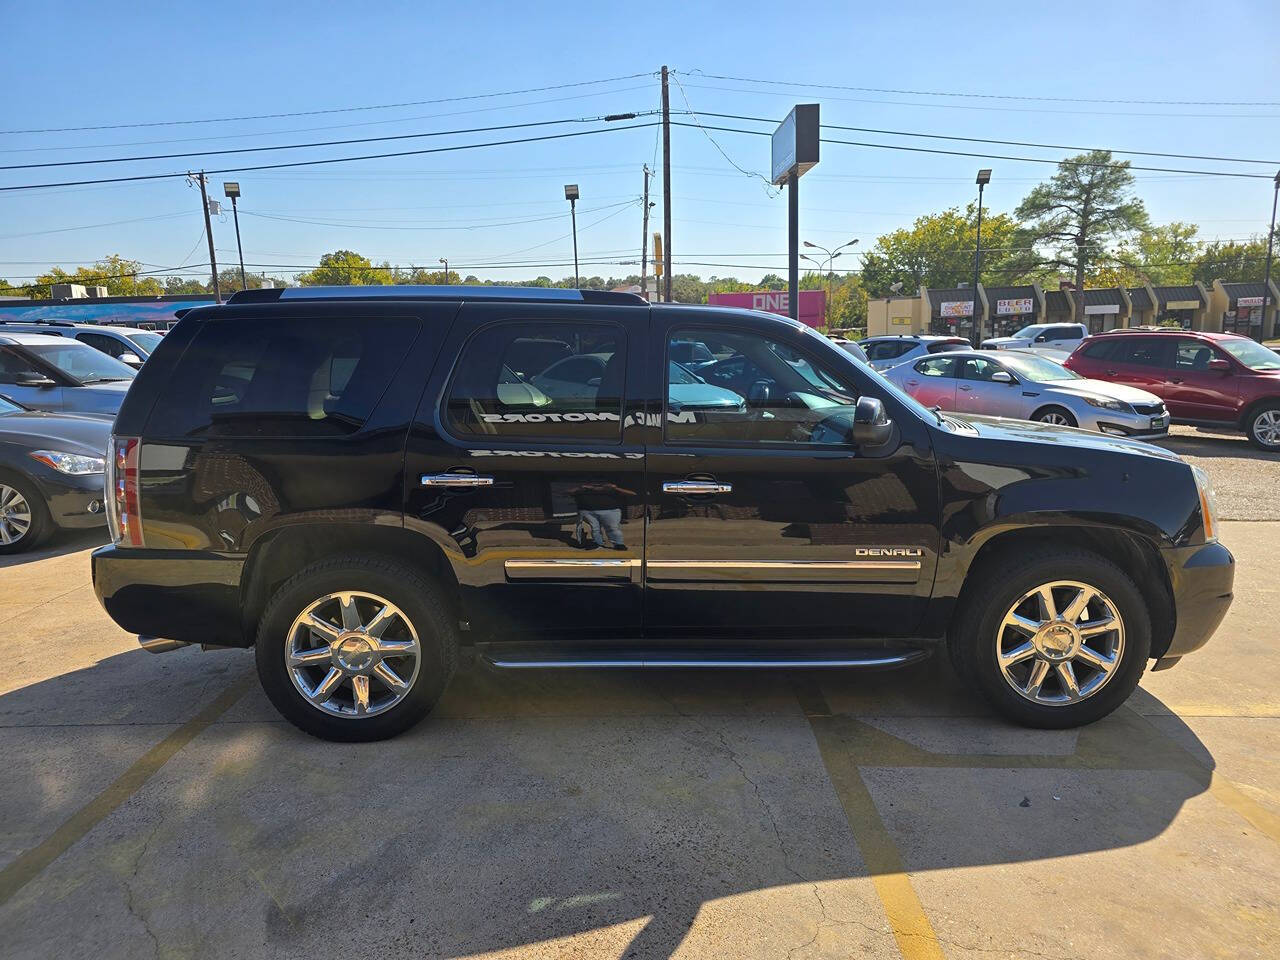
[0,319,163,368]
[0,333,135,414]
[0,393,109,553]
[1064,329,1280,450]
[981,323,1088,358]
[825,336,869,364]
[858,335,969,372]
[92,285,1232,741]
[885,349,1169,438]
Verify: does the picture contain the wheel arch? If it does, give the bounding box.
[1030,403,1077,424]
[1238,395,1280,432]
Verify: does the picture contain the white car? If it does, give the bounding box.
[859,335,970,372]
[981,323,1087,359]
[0,320,163,368]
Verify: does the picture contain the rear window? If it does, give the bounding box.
[926,340,967,353]
[862,340,916,361]
[147,316,419,437]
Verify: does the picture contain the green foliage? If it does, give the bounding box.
[1192,232,1276,285]
[22,255,164,300]
[1120,222,1200,285]
[294,250,396,286]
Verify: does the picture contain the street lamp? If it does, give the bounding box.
[438,257,448,284]
[222,181,246,291]
[803,238,858,326]
[564,184,580,288]
[1262,170,1280,340]
[972,169,992,343]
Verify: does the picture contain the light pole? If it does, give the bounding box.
[438,257,448,284]
[222,182,246,291]
[564,184,580,288]
[973,169,992,343]
[803,238,858,326]
[1262,170,1280,340]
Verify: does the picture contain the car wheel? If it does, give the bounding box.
[1034,406,1078,427]
[0,472,51,555]
[255,556,459,742]
[953,547,1150,728]
[1246,403,1280,451]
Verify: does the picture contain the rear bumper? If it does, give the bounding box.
[1160,540,1235,660]
[91,544,248,647]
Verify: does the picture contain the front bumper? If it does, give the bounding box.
[1075,407,1169,440]
[1159,540,1235,660]
[31,469,106,529]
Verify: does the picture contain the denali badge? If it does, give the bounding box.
[854,547,924,558]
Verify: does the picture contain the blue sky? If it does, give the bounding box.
[2,0,1278,288]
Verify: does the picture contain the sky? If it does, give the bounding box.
[2,0,1279,290]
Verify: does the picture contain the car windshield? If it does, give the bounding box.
[24,342,137,383]
[1011,325,1044,340]
[0,394,23,415]
[126,331,163,353]
[998,353,1081,382]
[1219,338,1280,371]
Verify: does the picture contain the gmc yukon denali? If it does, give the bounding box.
[92,287,1235,741]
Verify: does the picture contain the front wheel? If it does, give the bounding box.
[0,473,51,555]
[1246,403,1280,451]
[1034,406,1078,428]
[952,548,1151,728]
[255,556,458,741]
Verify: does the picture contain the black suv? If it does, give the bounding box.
[92,286,1234,741]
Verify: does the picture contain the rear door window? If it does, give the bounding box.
[1113,337,1173,368]
[147,316,420,437]
[915,356,958,377]
[863,340,915,362]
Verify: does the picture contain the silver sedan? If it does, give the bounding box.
[885,349,1170,438]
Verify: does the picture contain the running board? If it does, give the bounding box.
[477,642,931,670]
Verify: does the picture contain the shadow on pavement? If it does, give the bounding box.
[0,527,107,569]
[0,647,1219,959]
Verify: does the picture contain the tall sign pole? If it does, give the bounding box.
[661,66,673,303]
[771,105,820,322]
[640,165,651,301]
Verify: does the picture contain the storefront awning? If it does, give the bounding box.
[1152,285,1205,309]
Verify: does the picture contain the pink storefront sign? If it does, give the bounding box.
[707,290,828,328]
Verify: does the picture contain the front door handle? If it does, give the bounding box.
[1104,369,1118,376]
[421,473,495,488]
[958,384,973,391]
[1168,378,1184,384]
[663,480,732,495]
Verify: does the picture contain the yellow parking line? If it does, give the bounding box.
[795,680,946,960]
[0,675,253,907]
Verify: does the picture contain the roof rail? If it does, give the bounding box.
[225,285,646,306]
[0,318,75,327]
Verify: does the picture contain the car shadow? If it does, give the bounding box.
[0,526,106,568]
[0,646,1221,959]
[1156,431,1280,461]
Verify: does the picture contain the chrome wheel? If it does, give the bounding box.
[1252,410,1280,448]
[0,484,33,545]
[996,580,1124,706]
[286,591,421,718]
[1037,410,1073,426]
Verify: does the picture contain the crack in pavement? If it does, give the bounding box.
[121,805,166,960]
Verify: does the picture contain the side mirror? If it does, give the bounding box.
[1207,358,1231,373]
[14,371,55,387]
[747,379,774,407]
[1034,335,1049,343]
[990,370,1015,384]
[852,396,893,446]
[119,352,142,366]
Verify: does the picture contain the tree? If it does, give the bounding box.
[293,250,394,286]
[26,255,164,300]
[1120,221,1200,285]
[1015,151,1149,321]
[1192,232,1277,285]
[758,273,786,291]
[859,204,1023,298]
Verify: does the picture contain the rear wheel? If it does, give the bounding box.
[0,473,51,555]
[1246,402,1280,451]
[255,556,458,741]
[952,548,1150,728]
[1034,406,1078,428]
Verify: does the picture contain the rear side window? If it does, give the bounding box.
[147,316,419,437]
[915,356,957,377]
[1081,339,1118,360]
[445,322,624,441]
[863,340,915,361]
[1112,337,1172,367]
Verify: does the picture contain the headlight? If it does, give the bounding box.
[28,450,106,475]
[1191,464,1218,543]
[1082,396,1128,412]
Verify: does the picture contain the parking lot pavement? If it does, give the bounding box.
[2,520,1278,959]
[1157,424,1280,520]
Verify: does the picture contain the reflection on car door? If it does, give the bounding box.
[643,311,941,640]
[955,356,1007,416]
[901,356,958,409]
[1164,338,1238,422]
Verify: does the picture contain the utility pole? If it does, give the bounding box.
[640,165,652,301]
[192,172,221,303]
[661,65,672,303]
[1262,170,1280,339]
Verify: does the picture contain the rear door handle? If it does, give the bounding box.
[663,480,732,495]
[1104,369,1118,376]
[905,379,919,387]
[1168,378,1184,384]
[958,384,973,392]
[421,473,495,488]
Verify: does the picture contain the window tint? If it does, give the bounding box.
[1113,338,1172,368]
[670,340,714,365]
[77,332,125,357]
[1049,325,1084,340]
[1082,339,1118,360]
[0,347,41,383]
[148,316,418,438]
[1174,339,1218,371]
[863,340,916,361]
[926,340,967,354]
[446,322,624,441]
[667,327,859,445]
[960,357,1002,381]
[23,342,135,382]
[915,356,957,378]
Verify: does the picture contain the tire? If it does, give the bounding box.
[0,471,52,555]
[951,547,1151,729]
[1034,406,1078,428]
[255,555,458,742]
[1245,402,1280,451]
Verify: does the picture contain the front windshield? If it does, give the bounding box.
[1012,325,1043,340]
[1219,338,1280,371]
[25,343,137,383]
[998,353,1081,382]
[126,331,163,353]
[0,395,23,415]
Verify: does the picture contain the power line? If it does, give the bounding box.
[0,122,660,193]
[0,211,189,240]
[241,199,636,231]
[1,73,658,135]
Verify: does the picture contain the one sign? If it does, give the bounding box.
[996,298,1034,315]
[1166,299,1199,310]
[708,290,827,328]
[652,232,663,276]
[1084,303,1121,315]
[891,315,912,325]
[771,104,821,185]
[940,300,973,318]
[1238,296,1265,308]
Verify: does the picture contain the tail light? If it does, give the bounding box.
[106,435,144,546]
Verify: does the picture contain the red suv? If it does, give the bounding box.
[1064,330,1280,450]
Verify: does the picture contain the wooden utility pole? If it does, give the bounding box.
[192,171,221,303]
[640,165,652,301]
[661,65,672,303]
